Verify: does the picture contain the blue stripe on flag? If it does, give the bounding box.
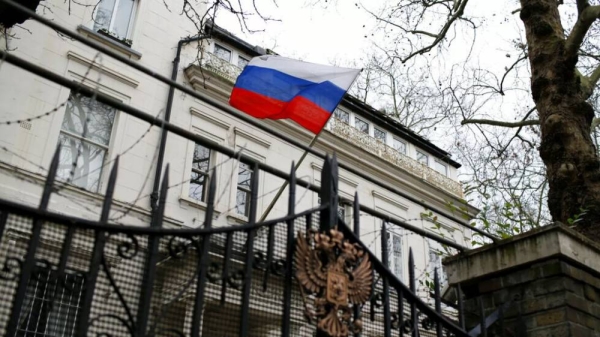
[234,66,346,113]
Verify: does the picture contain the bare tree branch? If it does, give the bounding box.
[461,119,539,128]
[584,64,600,97]
[499,55,528,95]
[577,0,590,14]
[566,5,600,58]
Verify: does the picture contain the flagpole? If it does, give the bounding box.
[251,65,361,223]
[258,126,327,222]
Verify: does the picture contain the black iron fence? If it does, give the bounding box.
[0,0,513,335]
[0,148,473,337]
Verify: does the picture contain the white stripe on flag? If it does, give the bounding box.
[248,55,360,90]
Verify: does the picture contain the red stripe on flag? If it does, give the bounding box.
[229,88,331,134]
[285,96,331,134]
[230,88,286,118]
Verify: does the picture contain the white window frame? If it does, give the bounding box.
[416,150,429,166]
[237,55,250,69]
[57,93,118,193]
[393,137,407,155]
[93,0,137,39]
[354,116,370,135]
[188,143,213,203]
[387,230,403,280]
[434,160,448,176]
[214,43,232,62]
[334,109,350,124]
[235,161,254,217]
[428,246,447,287]
[374,127,386,143]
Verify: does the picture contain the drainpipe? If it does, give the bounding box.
[151,34,209,211]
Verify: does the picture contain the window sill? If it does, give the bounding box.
[179,196,222,214]
[226,212,249,224]
[77,25,142,60]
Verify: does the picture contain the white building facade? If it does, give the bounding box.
[0,0,478,335]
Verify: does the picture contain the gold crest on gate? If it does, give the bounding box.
[295,228,372,337]
[326,271,349,307]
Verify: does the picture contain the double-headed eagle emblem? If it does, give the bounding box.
[295,228,373,337]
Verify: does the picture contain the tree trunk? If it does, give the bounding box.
[520,0,600,239]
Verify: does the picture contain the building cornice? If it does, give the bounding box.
[67,51,140,88]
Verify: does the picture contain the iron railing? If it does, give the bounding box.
[328,118,463,197]
[0,148,474,337]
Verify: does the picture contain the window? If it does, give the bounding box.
[338,204,346,220]
[238,56,249,69]
[16,266,85,337]
[428,248,447,287]
[355,117,369,134]
[333,109,349,124]
[374,127,386,143]
[416,151,429,166]
[94,0,136,39]
[236,162,253,216]
[387,231,402,279]
[393,138,407,155]
[214,44,232,62]
[434,161,448,176]
[57,94,116,192]
[189,144,211,202]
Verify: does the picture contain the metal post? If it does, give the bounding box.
[319,155,339,233]
[137,165,169,336]
[239,163,259,336]
[381,222,392,337]
[191,168,216,336]
[281,162,296,336]
[6,146,61,337]
[77,156,120,337]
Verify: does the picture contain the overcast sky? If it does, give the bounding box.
[213,1,532,150]
[215,1,522,70]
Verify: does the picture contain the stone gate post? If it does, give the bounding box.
[443,224,600,337]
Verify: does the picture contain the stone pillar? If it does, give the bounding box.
[443,224,600,337]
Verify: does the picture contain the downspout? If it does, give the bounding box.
[151,35,209,211]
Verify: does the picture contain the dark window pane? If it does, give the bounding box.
[93,0,116,32]
[57,133,106,192]
[393,234,402,278]
[238,57,249,69]
[237,163,252,188]
[374,128,386,142]
[16,267,84,337]
[435,161,448,176]
[215,44,231,62]
[393,138,407,154]
[417,151,428,165]
[192,144,210,172]
[236,190,250,216]
[334,109,349,124]
[355,117,369,134]
[62,94,115,146]
[112,0,134,38]
[189,172,207,201]
[338,205,345,219]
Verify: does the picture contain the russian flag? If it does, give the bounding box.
[229,56,360,134]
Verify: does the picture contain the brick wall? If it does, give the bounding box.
[444,224,600,337]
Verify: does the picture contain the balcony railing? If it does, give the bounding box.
[328,118,463,197]
[195,53,463,197]
[199,51,243,83]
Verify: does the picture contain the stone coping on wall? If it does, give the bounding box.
[443,223,600,285]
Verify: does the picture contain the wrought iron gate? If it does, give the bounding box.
[0,149,477,337]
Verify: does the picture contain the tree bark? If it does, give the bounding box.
[520,0,600,238]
